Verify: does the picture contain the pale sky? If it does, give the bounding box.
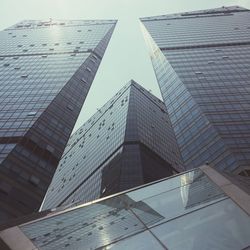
[1,0,250,132]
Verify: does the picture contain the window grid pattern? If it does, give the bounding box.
[41,81,184,210]
[141,6,250,173]
[0,19,116,222]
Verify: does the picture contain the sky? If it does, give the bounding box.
[1,0,250,132]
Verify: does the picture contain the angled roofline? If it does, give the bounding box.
[140,6,249,22]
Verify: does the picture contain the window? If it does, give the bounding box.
[46,145,55,153]
[0,182,11,195]
[29,175,40,186]
[102,187,106,194]
[27,111,36,116]
[67,104,74,111]
[81,78,87,83]
[239,169,250,177]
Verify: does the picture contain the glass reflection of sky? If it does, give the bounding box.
[20,169,227,250]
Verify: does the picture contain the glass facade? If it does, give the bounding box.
[140,6,250,174]
[41,80,184,210]
[0,19,116,222]
[0,167,249,250]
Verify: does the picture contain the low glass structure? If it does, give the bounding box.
[0,165,249,250]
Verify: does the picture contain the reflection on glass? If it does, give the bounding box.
[126,169,226,227]
[180,169,224,209]
[103,230,164,250]
[126,169,203,202]
[151,198,250,250]
[20,195,164,250]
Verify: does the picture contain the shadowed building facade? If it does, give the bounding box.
[41,80,184,210]
[0,19,116,222]
[140,6,250,175]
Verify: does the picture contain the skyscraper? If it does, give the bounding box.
[140,6,250,174]
[41,80,184,210]
[0,19,116,222]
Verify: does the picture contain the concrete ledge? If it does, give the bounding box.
[201,165,250,216]
[0,226,37,250]
[200,165,231,186]
[223,184,250,215]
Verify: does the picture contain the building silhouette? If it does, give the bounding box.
[41,80,184,210]
[140,6,250,174]
[0,19,116,222]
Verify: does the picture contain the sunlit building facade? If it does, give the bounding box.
[41,80,184,210]
[0,19,116,222]
[140,6,250,174]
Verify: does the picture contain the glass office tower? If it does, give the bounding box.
[0,19,116,222]
[140,6,250,174]
[41,80,184,210]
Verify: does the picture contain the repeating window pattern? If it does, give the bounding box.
[41,81,184,210]
[141,6,250,173]
[0,19,117,222]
